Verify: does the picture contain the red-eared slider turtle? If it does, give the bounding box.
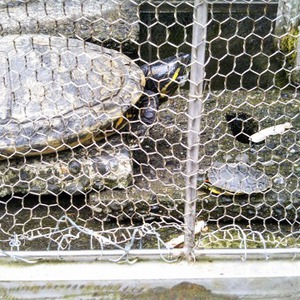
[0,34,190,159]
[202,162,272,195]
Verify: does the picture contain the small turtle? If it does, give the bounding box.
[0,34,190,159]
[202,162,272,195]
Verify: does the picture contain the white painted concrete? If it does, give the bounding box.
[0,259,299,299]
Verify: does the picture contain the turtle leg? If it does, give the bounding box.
[126,90,159,143]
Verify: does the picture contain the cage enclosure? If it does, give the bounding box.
[0,0,299,299]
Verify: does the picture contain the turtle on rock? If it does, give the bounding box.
[0,34,190,196]
[201,162,272,196]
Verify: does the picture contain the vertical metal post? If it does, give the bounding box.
[184,0,208,259]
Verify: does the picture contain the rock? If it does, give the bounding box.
[89,90,299,223]
[88,183,187,222]
[0,142,132,197]
[0,0,139,42]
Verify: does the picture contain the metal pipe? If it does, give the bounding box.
[1,248,299,261]
[184,0,208,259]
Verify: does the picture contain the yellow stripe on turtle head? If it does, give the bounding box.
[160,67,181,95]
[202,182,224,195]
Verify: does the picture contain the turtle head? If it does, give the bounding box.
[141,53,191,102]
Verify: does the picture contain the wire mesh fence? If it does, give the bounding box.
[0,0,299,263]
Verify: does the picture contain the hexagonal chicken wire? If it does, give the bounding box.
[0,0,298,266]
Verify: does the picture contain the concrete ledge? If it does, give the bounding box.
[0,259,299,299]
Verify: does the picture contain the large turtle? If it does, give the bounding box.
[0,34,190,159]
[202,162,272,195]
[0,34,190,196]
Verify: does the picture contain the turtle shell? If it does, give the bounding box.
[0,34,145,158]
[207,162,271,194]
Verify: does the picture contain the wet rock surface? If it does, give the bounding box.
[198,89,299,222]
[0,0,139,43]
[0,89,299,240]
[0,140,132,197]
[89,89,300,223]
